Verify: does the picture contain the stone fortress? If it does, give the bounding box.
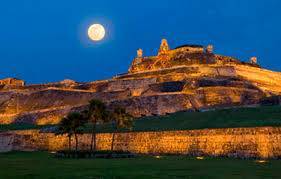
[0,39,281,125]
[0,78,25,88]
[1,39,281,158]
[129,39,258,73]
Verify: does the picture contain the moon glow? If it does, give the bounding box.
[88,24,105,41]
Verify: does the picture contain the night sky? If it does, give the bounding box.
[1,0,281,84]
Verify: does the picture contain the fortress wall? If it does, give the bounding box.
[124,65,237,79]
[235,65,281,94]
[197,87,263,106]
[0,89,131,115]
[109,94,194,117]
[1,127,281,158]
[0,85,263,125]
[197,66,236,77]
[171,47,204,54]
[106,78,157,92]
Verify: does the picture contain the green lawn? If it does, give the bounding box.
[0,123,48,132]
[0,152,280,178]
[1,106,281,133]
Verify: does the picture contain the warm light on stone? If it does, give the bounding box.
[1,127,280,159]
[137,49,143,58]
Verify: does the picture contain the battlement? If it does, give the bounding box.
[129,39,259,73]
[174,44,204,53]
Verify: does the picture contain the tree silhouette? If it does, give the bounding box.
[56,116,73,151]
[86,99,109,151]
[56,112,87,151]
[111,106,133,151]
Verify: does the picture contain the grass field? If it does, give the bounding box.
[0,123,46,132]
[1,106,281,133]
[0,152,280,178]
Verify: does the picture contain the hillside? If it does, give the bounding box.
[0,39,281,125]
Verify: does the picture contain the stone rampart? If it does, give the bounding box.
[1,127,280,158]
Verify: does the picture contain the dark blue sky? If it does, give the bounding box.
[1,0,281,84]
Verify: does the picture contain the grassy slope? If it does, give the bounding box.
[130,105,281,131]
[1,106,281,133]
[0,123,46,132]
[0,152,280,178]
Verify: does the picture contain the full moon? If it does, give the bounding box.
[87,24,105,41]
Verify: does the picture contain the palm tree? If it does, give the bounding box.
[56,112,87,151]
[56,116,73,151]
[70,112,87,151]
[111,107,133,151]
[86,99,109,151]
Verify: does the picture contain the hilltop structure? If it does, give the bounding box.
[129,39,258,73]
[0,78,25,88]
[0,39,281,125]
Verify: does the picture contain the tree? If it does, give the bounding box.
[111,107,133,151]
[71,112,87,151]
[56,112,87,151]
[56,116,73,151]
[86,99,109,151]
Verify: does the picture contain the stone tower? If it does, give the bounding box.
[250,57,257,64]
[206,45,214,53]
[137,49,143,58]
[158,39,170,56]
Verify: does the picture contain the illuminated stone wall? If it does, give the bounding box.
[0,78,25,87]
[1,64,281,125]
[1,127,281,158]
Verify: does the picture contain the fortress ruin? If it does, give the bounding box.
[0,78,25,88]
[0,39,280,125]
[0,39,281,158]
[129,39,259,73]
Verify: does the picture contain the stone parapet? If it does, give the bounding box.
[1,127,281,159]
